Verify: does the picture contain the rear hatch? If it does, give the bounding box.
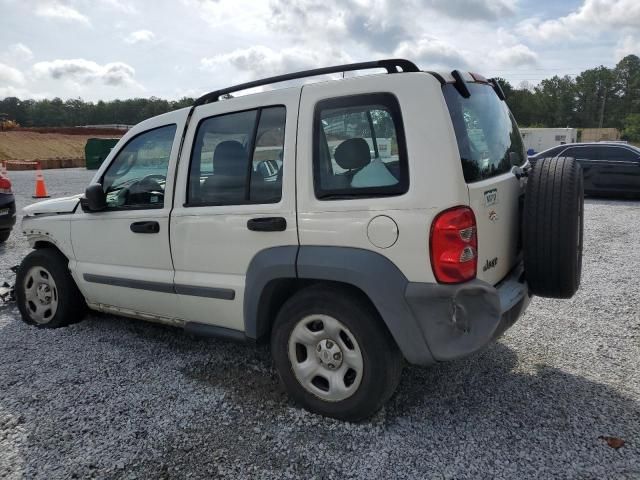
[443,80,526,285]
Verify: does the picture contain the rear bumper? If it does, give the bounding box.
[0,195,16,231]
[404,263,530,364]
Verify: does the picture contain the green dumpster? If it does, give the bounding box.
[85,138,120,170]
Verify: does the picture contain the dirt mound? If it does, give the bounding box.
[0,131,121,163]
[15,127,127,136]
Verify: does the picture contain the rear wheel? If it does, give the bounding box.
[271,285,402,421]
[16,248,87,328]
[523,156,584,298]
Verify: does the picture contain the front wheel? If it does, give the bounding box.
[16,248,87,328]
[271,285,402,421]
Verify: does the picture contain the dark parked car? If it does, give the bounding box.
[529,142,640,196]
[0,172,16,242]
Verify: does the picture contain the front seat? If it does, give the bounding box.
[202,140,248,204]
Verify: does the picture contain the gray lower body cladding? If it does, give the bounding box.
[100,244,529,366]
[295,246,431,364]
[290,246,530,366]
[405,263,530,363]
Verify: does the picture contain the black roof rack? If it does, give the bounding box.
[194,59,420,106]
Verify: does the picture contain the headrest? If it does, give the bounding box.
[334,138,371,170]
[213,140,247,176]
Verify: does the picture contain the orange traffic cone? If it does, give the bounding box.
[33,162,50,198]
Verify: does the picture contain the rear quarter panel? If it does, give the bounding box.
[296,73,468,283]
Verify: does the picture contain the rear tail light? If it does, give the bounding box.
[0,175,11,194]
[430,206,477,284]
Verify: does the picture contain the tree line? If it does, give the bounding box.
[495,54,640,141]
[0,96,195,129]
[1,54,639,141]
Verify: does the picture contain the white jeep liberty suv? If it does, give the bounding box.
[16,60,584,421]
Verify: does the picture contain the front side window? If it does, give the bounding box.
[102,124,176,209]
[187,106,286,206]
[313,93,408,199]
[444,83,525,183]
[549,145,568,157]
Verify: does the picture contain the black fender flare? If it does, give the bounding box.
[244,246,434,365]
[243,246,298,340]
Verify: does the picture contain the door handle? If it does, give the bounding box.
[247,217,287,232]
[130,221,160,234]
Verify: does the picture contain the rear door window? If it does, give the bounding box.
[570,147,599,160]
[187,106,286,206]
[443,83,525,183]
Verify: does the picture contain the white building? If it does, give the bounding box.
[520,128,577,154]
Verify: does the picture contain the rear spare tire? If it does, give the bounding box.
[523,156,583,299]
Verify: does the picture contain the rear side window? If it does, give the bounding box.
[444,83,525,183]
[187,106,286,206]
[313,93,408,199]
[600,146,638,162]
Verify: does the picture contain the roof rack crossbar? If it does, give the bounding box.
[194,58,420,106]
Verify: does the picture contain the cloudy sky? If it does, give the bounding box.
[0,0,638,101]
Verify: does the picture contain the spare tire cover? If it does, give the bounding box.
[523,156,584,298]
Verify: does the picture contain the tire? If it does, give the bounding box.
[271,285,403,422]
[523,156,584,299]
[16,248,87,328]
[0,230,9,243]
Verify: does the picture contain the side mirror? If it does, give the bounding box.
[80,183,107,212]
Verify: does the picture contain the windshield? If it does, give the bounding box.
[443,82,525,183]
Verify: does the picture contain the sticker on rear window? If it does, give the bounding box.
[484,188,498,207]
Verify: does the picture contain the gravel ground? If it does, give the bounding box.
[0,168,639,479]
